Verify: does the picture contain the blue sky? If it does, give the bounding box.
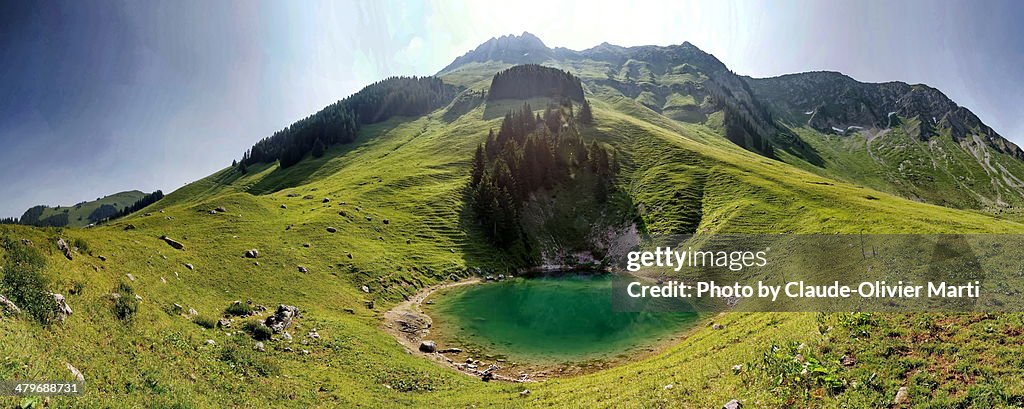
[1,0,1022,218]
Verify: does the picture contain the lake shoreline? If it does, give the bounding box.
[382,274,707,383]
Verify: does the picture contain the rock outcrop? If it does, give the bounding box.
[264,305,300,333]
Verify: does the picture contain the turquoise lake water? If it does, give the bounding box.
[428,274,698,362]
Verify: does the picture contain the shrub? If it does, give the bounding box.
[113,282,139,321]
[219,338,279,377]
[243,321,273,341]
[225,301,253,316]
[0,237,54,324]
[193,315,217,329]
[70,238,90,255]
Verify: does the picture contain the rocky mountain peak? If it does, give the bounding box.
[439,32,554,74]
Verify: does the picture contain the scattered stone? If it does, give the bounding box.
[322,198,331,203]
[282,332,293,341]
[160,236,185,250]
[347,253,353,259]
[365,216,372,222]
[208,210,218,215]
[0,295,21,315]
[307,328,320,339]
[280,204,287,209]
[365,300,374,309]
[841,355,857,366]
[298,266,308,273]
[303,195,314,200]
[264,305,300,333]
[712,323,725,330]
[343,308,355,314]
[731,364,743,374]
[56,238,73,260]
[205,339,216,346]
[338,210,347,217]
[185,263,194,270]
[406,239,411,244]
[20,239,33,247]
[215,207,227,213]
[124,224,136,230]
[254,261,260,267]
[382,219,390,225]
[723,399,742,409]
[143,213,151,216]
[481,372,494,382]
[664,384,674,390]
[301,349,310,355]
[52,293,72,323]
[439,348,462,354]
[188,308,198,316]
[172,303,184,313]
[66,363,85,382]
[126,273,136,281]
[254,342,265,352]
[217,318,232,328]
[418,341,437,353]
[894,386,909,405]
[450,248,456,253]
[520,389,530,397]
[303,243,311,248]
[361,285,370,293]
[326,227,337,233]
[134,294,143,301]
[98,255,107,262]
[244,249,259,258]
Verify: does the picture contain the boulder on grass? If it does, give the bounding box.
[264,304,301,333]
[53,293,73,323]
[160,236,185,250]
[244,249,259,258]
[418,341,437,353]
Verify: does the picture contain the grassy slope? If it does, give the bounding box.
[2,79,1024,408]
[25,191,146,227]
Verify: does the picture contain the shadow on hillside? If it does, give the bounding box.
[244,121,405,196]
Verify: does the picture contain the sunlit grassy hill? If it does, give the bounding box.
[3,39,1024,408]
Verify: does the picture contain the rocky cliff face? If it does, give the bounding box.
[746,72,1023,161]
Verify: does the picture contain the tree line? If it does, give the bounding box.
[487,64,585,103]
[239,76,459,170]
[109,190,164,220]
[469,100,614,247]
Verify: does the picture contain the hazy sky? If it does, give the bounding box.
[1,0,1022,218]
